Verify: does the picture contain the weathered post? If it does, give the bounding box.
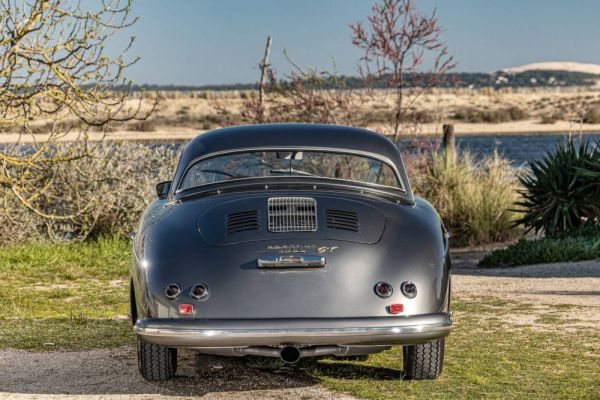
[442,124,456,161]
[257,35,272,123]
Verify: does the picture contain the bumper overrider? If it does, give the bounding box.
[134,313,451,348]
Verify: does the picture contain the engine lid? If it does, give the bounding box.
[197,194,386,246]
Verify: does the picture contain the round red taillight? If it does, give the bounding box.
[374,282,393,298]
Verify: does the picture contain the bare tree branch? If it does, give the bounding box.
[351,0,455,142]
[0,0,156,240]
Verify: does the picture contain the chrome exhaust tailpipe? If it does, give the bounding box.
[280,346,301,363]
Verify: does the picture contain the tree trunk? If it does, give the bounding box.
[257,35,272,123]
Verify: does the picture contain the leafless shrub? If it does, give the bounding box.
[0,143,179,243]
[351,0,455,141]
[240,41,366,127]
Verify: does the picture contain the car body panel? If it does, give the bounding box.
[130,124,451,352]
[197,194,386,245]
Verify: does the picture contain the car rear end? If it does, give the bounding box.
[131,126,451,381]
[132,191,451,379]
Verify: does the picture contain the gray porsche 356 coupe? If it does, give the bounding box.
[130,124,452,381]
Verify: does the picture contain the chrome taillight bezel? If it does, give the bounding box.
[190,283,209,300]
[374,282,393,298]
[165,283,181,300]
[401,281,417,298]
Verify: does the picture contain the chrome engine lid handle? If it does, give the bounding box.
[257,255,326,268]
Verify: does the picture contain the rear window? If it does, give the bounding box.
[179,150,401,190]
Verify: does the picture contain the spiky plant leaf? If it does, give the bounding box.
[515,138,600,236]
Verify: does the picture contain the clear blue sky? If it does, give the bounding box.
[115,0,600,85]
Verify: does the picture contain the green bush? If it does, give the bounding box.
[539,112,564,124]
[452,106,528,123]
[582,107,600,124]
[125,119,157,132]
[479,226,600,267]
[364,109,436,125]
[515,139,600,236]
[576,152,600,181]
[413,152,519,246]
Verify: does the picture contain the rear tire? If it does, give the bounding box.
[137,339,177,381]
[402,338,444,380]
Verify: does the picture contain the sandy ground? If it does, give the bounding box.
[454,260,600,307]
[0,348,356,400]
[452,254,600,328]
[1,120,600,144]
[1,255,599,399]
[4,87,600,144]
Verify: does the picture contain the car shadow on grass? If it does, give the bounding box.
[0,347,309,397]
[300,358,403,380]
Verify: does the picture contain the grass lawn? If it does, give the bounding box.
[1,238,598,399]
[0,237,134,350]
[0,236,130,319]
[308,299,599,399]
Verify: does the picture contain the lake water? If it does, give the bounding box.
[4,132,599,167]
[400,133,600,167]
[150,132,600,167]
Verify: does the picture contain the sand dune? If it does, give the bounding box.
[502,61,600,75]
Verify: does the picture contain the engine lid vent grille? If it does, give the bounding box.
[268,197,317,232]
[226,210,260,234]
[325,209,360,232]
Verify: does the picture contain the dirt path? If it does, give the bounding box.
[453,258,600,328]
[0,347,356,400]
[454,260,600,306]
[1,256,599,399]
[452,253,600,307]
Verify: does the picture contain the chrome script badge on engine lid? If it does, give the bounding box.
[266,244,338,254]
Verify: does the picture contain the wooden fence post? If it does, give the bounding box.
[442,124,456,161]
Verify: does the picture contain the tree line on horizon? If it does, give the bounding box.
[127,70,600,92]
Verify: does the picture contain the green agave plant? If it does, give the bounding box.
[515,138,600,236]
[576,149,600,180]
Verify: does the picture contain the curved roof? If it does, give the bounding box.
[172,124,412,199]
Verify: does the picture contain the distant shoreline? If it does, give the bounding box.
[400,119,600,136]
[1,121,600,144]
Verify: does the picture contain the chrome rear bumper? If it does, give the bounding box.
[134,313,451,348]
